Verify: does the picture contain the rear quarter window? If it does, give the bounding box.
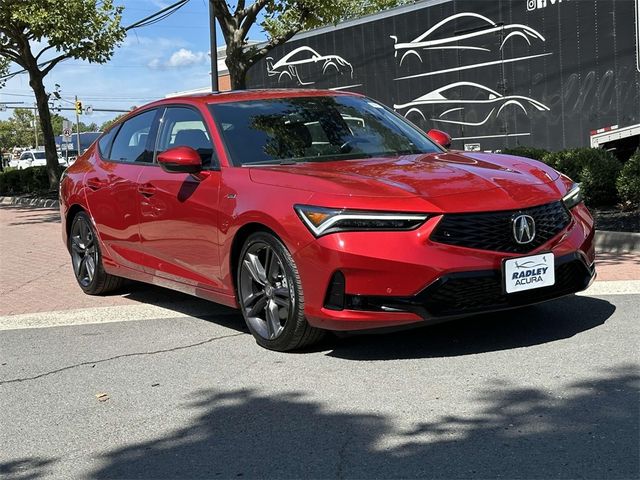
[97,128,117,158]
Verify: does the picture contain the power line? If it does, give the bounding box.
[0,0,192,82]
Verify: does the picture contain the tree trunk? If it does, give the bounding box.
[27,69,59,190]
[226,44,249,90]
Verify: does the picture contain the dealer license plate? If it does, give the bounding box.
[504,253,555,294]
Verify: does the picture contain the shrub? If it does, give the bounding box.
[579,150,622,206]
[540,148,621,206]
[0,166,63,196]
[502,146,550,162]
[617,150,640,208]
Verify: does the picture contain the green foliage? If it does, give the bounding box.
[0,165,64,195]
[541,148,622,207]
[0,0,126,66]
[580,152,622,207]
[0,0,125,189]
[501,146,550,162]
[100,113,128,131]
[617,150,640,208]
[0,56,8,88]
[0,109,38,149]
[261,0,404,38]
[214,0,407,88]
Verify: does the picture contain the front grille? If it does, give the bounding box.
[343,254,594,319]
[431,201,571,253]
[421,259,590,317]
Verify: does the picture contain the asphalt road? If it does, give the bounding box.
[1,291,638,479]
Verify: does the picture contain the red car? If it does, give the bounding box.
[60,90,595,351]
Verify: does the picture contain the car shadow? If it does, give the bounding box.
[115,281,248,334]
[108,284,614,359]
[324,295,615,360]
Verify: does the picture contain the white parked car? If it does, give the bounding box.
[16,150,46,169]
[15,150,67,168]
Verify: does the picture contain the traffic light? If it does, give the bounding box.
[75,100,82,115]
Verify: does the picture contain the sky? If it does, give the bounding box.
[0,0,267,127]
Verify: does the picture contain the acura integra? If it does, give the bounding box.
[60,90,595,351]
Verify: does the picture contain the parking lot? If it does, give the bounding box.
[1,205,639,479]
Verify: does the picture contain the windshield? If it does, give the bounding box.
[209,95,442,166]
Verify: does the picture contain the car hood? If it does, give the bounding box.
[249,151,560,203]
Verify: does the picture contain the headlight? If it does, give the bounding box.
[562,183,583,209]
[294,204,429,237]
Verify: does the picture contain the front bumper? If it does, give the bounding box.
[293,203,596,331]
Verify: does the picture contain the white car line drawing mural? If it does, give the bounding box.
[266,46,354,85]
[393,82,550,127]
[390,12,546,66]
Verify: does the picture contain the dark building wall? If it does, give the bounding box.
[247,0,640,152]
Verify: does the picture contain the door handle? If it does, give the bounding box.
[86,177,109,190]
[137,183,157,197]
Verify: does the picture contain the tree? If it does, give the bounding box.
[100,113,128,131]
[0,109,37,150]
[0,0,125,189]
[0,56,8,88]
[212,0,405,90]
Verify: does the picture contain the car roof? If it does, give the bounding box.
[147,88,361,108]
[105,89,363,133]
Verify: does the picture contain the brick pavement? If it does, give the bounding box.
[1,205,638,316]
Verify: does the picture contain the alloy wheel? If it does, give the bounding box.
[239,242,294,341]
[70,216,98,288]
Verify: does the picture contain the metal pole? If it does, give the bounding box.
[209,0,219,92]
[33,103,38,148]
[75,95,81,154]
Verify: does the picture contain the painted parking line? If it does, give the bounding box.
[0,280,638,332]
[577,280,640,297]
[0,302,230,331]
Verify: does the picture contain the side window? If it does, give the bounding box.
[19,153,28,160]
[97,128,118,158]
[156,107,215,168]
[109,110,156,163]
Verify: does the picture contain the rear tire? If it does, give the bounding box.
[69,211,123,295]
[237,231,325,351]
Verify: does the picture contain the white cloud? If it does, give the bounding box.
[148,48,209,69]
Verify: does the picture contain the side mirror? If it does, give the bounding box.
[157,146,202,174]
[427,129,452,149]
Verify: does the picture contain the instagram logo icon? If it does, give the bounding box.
[528,0,566,11]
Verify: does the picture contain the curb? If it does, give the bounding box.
[0,195,59,209]
[595,230,640,254]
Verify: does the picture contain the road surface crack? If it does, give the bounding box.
[0,332,243,385]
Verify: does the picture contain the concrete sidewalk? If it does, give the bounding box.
[1,204,639,318]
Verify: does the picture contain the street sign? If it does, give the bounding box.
[63,129,71,137]
[85,105,93,115]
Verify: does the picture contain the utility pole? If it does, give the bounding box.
[209,0,219,92]
[33,103,38,148]
[75,95,81,153]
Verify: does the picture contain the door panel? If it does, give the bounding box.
[137,106,223,289]
[84,158,144,269]
[84,109,158,270]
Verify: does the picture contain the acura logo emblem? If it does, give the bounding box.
[513,214,536,244]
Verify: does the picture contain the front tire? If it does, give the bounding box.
[69,211,123,295]
[237,232,325,351]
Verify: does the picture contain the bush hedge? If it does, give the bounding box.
[617,150,640,208]
[536,148,622,207]
[501,146,550,161]
[0,166,64,196]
